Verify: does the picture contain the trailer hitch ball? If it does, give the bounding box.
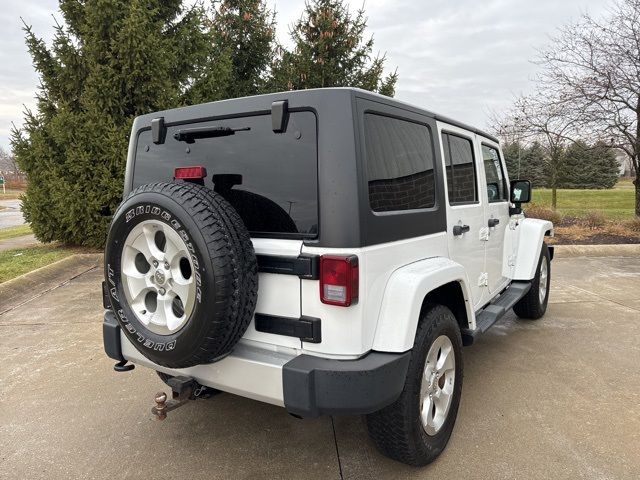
[153,392,168,421]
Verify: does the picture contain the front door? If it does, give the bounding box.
[480,142,511,295]
[439,125,486,309]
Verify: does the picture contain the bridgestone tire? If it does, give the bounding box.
[513,243,551,320]
[105,182,258,368]
[366,304,463,466]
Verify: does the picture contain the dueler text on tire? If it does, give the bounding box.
[513,242,551,320]
[104,182,258,368]
[366,304,464,466]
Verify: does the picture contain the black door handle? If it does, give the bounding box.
[453,225,470,236]
[488,218,500,227]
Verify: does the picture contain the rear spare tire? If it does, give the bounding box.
[104,182,258,368]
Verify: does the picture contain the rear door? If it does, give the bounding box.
[438,124,487,308]
[479,141,511,295]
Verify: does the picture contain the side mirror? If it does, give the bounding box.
[510,180,531,204]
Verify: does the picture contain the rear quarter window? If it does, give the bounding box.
[364,113,436,213]
[133,111,318,239]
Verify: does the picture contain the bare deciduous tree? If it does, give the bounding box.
[491,93,581,210]
[538,0,640,217]
[0,146,20,174]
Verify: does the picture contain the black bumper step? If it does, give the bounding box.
[461,281,531,345]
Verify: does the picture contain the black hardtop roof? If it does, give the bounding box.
[343,88,499,143]
[133,87,499,144]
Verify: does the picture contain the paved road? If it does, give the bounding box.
[0,199,26,228]
[1,257,639,479]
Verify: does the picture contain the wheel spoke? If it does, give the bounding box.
[129,290,151,325]
[436,344,454,373]
[158,295,184,332]
[426,342,440,367]
[421,396,434,429]
[434,388,451,409]
[125,274,150,300]
[165,242,186,266]
[145,224,165,257]
[171,278,193,306]
[441,374,455,395]
[130,226,161,262]
[148,296,168,327]
[121,245,148,277]
[420,379,429,400]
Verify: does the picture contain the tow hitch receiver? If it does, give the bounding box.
[152,376,206,420]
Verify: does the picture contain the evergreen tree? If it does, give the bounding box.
[559,141,619,189]
[187,0,276,103]
[502,141,547,187]
[214,0,276,97]
[11,0,210,247]
[270,0,397,96]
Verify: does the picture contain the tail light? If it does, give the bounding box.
[320,255,359,306]
[174,166,207,180]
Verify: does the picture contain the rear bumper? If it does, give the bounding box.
[282,351,411,417]
[103,311,410,417]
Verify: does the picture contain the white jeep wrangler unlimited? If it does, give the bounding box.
[102,88,553,466]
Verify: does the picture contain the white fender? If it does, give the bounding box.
[372,257,474,352]
[512,218,553,280]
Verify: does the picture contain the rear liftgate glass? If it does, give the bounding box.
[133,111,318,239]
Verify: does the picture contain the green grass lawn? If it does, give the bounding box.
[0,189,26,200]
[0,224,33,241]
[0,245,77,283]
[531,179,637,220]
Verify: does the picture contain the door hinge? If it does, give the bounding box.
[508,254,516,267]
[479,227,490,241]
[478,272,489,287]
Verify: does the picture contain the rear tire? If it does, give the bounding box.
[513,243,551,320]
[366,304,463,466]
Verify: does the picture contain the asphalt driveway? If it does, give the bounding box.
[0,256,639,479]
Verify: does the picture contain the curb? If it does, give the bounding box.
[0,253,102,315]
[553,244,640,258]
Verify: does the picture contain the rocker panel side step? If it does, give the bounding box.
[461,281,532,345]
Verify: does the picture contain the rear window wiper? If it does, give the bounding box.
[173,126,250,144]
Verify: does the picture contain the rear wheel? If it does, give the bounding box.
[513,243,551,320]
[366,304,463,466]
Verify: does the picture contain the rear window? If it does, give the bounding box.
[133,111,318,238]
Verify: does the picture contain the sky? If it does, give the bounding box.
[0,0,609,152]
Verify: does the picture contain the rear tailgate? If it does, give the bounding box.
[131,109,318,351]
[242,238,304,348]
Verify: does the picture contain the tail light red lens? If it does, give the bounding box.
[174,166,207,180]
[320,255,359,306]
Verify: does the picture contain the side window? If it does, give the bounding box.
[481,144,508,202]
[442,133,478,204]
[365,113,436,212]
